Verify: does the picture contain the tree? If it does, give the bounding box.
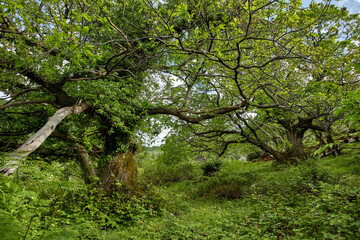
[143,0,360,163]
[1,0,359,190]
[0,0,157,188]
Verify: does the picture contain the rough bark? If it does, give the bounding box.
[97,149,137,191]
[243,127,307,164]
[0,102,89,176]
[0,100,59,110]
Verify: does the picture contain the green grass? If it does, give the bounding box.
[317,149,360,176]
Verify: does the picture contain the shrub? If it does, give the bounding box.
[249,160,333,200]
[201,159,222,176]
[245,178,360,239]
[141,159,201,184]
[194,160,260,198]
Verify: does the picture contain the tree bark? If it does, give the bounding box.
[97,149,137,191]
[285,128,306,161]
[0,102,89,176]
[76,144,96,184]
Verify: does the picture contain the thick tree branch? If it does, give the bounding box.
[147,101,248,123]
[219,139,247,157]
[0,58,77,106]
[3,88,41,104]
[1,17,62,56]
[0,102,89,176]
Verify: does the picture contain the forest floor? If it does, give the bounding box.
[1,149,359,239]
[113,150,360,239]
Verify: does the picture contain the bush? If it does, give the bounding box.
[243,160,333,208]
[188,159,334,200]
[201,160,222,176]
[194,160,261,198]
[244,178,360,239]
[141,159,201,184]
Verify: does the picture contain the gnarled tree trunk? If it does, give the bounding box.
[97,148,137,191]
[0,102,89,176]
[284,128,306,162]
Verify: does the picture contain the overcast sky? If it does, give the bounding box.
[303,0,360,13]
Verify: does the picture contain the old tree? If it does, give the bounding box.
[145,0,360,163]
[1,0,359,188]
[0,0,155,189]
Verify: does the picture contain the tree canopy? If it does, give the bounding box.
[0,0,158,183]
[144,0,360,163]
[1,0,360,186]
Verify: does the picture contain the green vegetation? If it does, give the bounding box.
[1,148,359,239]
[99,150,360,239]
[1,0,360,239]
[0,158,166,239]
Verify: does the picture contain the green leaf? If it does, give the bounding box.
[14,60,24,68]
[81,13,91,21]
[20,191,38,201]
[0,210,24,240]
[354,63,360,73]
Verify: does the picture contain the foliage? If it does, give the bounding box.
[116,152,360,239]
[0,0,159,182]
[157,134,194,165]
[1,140,360,239]
[145,0,360,163]
[139,133,204,184]
[1,0,360,238]
[0,158,166,239]
[195,160,266,198]
[337,86,360,130]
[201,159,222,176]
[140,158,201,184]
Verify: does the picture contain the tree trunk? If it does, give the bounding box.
[264,128,306,164]
[0,102,89,176]
[76,144,96,184]
[287,129,306,158]
[97,149,137,191]
[280,128,306,164]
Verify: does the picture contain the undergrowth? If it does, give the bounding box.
[1,150,360,239]
[122,150,360,239]
[0,159,167,239]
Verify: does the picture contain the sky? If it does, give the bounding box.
[303,0,360,13]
